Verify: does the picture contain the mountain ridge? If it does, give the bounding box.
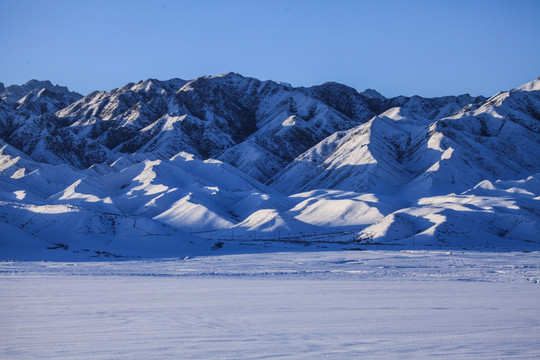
[1,73,539,259]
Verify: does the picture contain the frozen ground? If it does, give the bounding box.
[1,251,540,359]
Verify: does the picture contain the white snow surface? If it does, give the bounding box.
[1,251,539,359]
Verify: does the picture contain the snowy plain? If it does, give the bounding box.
[1,250,539,359]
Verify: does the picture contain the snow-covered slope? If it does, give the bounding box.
[1,75,539,258]
[53,73,377,181]
[272,80,540,197]
[1,73,488,182]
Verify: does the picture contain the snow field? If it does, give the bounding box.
[1,251,539,359]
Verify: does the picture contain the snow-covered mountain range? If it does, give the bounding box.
[1,74,539,259]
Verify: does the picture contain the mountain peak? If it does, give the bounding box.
[515,76,540,92]
[23,79,54,89]
[361,88,386,100]
[314,81,358,93]
[1,79,82,105]
[216,72,243,78]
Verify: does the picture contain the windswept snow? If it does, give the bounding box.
[1,251,539,359]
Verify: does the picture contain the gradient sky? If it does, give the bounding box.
[1,0,539,97]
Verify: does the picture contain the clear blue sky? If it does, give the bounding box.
[1,0,539,97]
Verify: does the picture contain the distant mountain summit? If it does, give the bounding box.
[1,79,82,108]
[1,74,539,259]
